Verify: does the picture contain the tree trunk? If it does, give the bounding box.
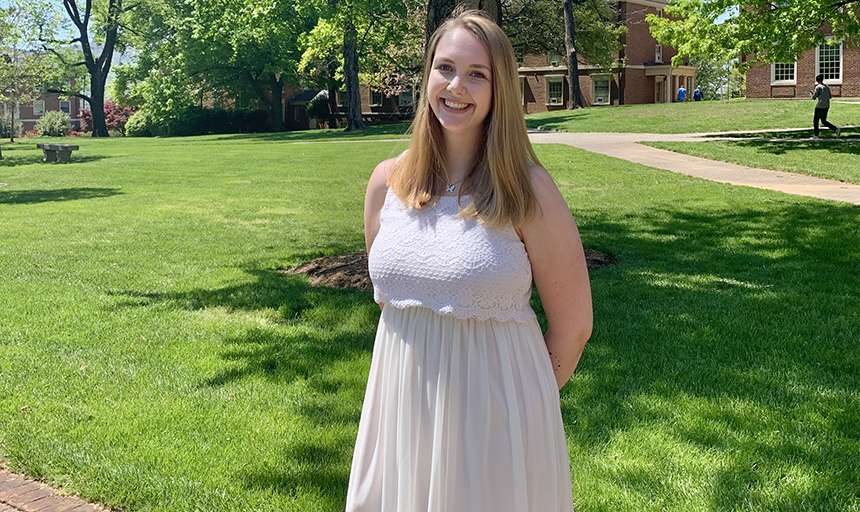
[327,85,339,129]
[425,0,501,47]
[343,17,367,132]
[89,72,109,137]
[271,76,284,131]
[563,0,583,109]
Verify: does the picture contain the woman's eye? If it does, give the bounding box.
[471,71,487,79]
[437,64,452,72]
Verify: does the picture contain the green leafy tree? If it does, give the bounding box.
[36,0,131,137]
[647,0,860,68]
[503,0,625,109]
[0,1,67,149]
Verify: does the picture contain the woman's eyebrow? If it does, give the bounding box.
[435,57,490,71]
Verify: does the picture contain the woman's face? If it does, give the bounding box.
[427,27,493,139]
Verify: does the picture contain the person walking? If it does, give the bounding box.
[811,74,840,139]
[347,8,593,512]
[693,86,703,101]
[677,84,687,102]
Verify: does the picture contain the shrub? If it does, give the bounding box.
[307,91,330,124]
[35,111,72,137]
[0,117,22,138]
[78,102,137,135]
[125,109,154,137]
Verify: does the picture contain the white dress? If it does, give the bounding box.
[346,189,574,512]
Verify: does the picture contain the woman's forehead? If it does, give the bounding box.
[433,28,491,68]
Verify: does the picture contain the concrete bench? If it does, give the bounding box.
[37,143,80,163]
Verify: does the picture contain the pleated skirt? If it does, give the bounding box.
[345,305,574,512]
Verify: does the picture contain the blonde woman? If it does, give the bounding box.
[347,10,592,511]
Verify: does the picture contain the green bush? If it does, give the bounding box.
[127,106,272,137]
[125,110,154,137]
[0,116,22,138]
[35,111,72,137]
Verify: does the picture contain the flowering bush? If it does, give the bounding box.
[67,131,84,137]
[78,102,136,136]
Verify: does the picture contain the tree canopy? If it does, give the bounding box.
[648,0,860,66]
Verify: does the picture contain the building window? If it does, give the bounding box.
[817,40,842,83]
[546,77,564,105]
[60,100,71,114]
[771,62,796,85]
[593,78,610,105]
[371,90,383,106]
[398,90,414,107]
[79,98,89,111]
[548,54,562,67]
[655,45,663,63]
[33,100,45,116]
[338,90,346,107]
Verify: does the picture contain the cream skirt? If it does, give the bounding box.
[345,305,574,511]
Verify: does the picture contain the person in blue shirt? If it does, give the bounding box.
[693,86,703,101]
[677,84,687,102]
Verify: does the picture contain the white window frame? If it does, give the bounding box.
[33,100,45,116]
[370,90,383,106]
[655,45,663,63]
[546,76,564,105]
[548,54,562,67]
[816,38,842,84]
[770,62,796,85]
[60,100,71,114]
[592,76,611,105]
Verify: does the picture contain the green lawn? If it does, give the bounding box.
[644,134,860,184]
[526,98,860,134]
[2,134,859,511]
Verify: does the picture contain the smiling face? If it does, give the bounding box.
[427,27,493,141]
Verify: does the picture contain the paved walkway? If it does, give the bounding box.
[528,130,860,206]
[0,469,109,512]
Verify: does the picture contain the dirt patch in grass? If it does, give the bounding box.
[282,249,617,292]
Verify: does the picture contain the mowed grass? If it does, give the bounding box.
[526,98,860,134]
[644,131,860,184]
[2,134,860,511]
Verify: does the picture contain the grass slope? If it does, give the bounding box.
[1,135,859,511]
[526,98,860,134]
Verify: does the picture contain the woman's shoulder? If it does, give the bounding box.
[368,157,399,195]
[527,163,561,200]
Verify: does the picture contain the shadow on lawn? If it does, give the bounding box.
[203,123,411,144]
[566,199,860,509]
[0,187,122,204]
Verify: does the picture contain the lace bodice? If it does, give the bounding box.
[368,188,535,323]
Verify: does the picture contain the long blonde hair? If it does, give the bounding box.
[387,9,540,228]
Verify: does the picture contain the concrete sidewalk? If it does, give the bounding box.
[529,131,860,206]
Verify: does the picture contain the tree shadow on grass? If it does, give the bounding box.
[565,199,860,509]
[728,138,860,156]
[0,187,122,204]
[202,123,411,144]
[526,111,593,131]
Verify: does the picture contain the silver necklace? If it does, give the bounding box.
[446,177,466,193]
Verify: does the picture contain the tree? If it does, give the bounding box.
[0,1,67,149]
[426,0,501,45]
[121,0,316,133]
[503,0,625,109]
[647,0,860,69]
[36,0,130,137]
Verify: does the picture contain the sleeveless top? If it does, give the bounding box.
[368,188,536,323]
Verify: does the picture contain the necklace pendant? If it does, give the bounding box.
[446,184,455,192]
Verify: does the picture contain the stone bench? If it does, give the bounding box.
[36,143,80,163]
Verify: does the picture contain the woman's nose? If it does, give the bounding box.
[447,74,466,94]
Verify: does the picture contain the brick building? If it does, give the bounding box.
[745,40,860,99]
[2,91,86,134]
[519,0,696,112]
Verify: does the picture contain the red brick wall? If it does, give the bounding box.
[746,45,859,99]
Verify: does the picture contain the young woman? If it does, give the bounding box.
[346,10,593,511]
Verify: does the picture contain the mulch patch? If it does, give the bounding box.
[281,249,616,291]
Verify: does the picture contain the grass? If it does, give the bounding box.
[2,133,860,511]
[525,98,860,134]
[644,128,860,184]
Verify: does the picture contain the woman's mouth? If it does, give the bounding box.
[443,98,471,111]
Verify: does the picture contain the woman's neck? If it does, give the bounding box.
[442,128,482,184]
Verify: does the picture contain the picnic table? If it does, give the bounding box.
[37,143,80,163]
